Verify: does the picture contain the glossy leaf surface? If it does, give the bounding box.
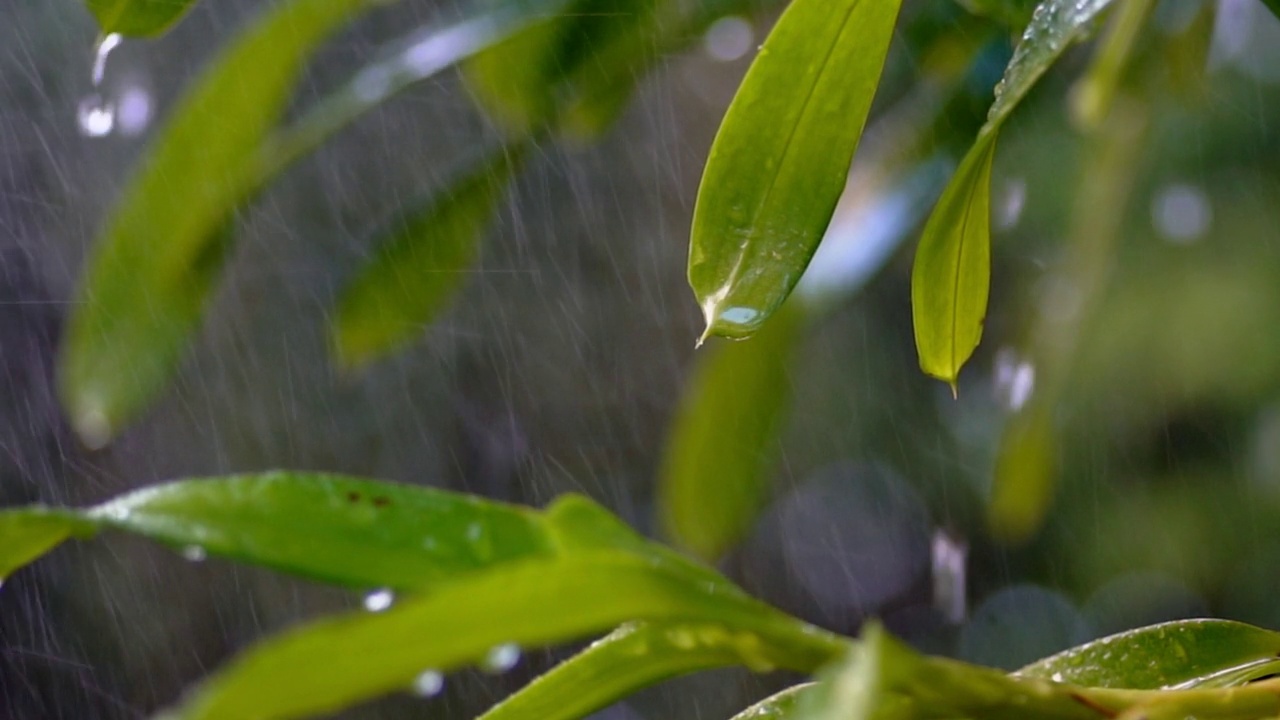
[85,0,199,36]
[1017,619,1280,690]
[689,0,904,340]
[159,553,848,720]
[332,147,522,366]
[911,0,1117,385]
[0,474,560,590]
[727,685,812,720]
[658,302,800,560]
[480,621,787,720]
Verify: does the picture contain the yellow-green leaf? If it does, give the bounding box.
[331,146,523,367]
[910,0,1119,385]
[689,0,904,340]
[910,132,997,388]
[86,0,199,36]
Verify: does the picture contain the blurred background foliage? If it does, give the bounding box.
[3,0,1280,717]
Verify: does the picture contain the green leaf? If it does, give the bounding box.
[910,132,997,389]
[911,0,1118,385]
[85,0,199,36]
[658,301,801,560]
[0,473,560,589]
[59,1,549,448]
[1016,620,1280,690]
[727,685,813,720]
[688,0,904,340]
[158,553,849,720]
[331,146,523,367]
[480,621,797,720]
[1264,0,1280,20]
[795,625,890,720]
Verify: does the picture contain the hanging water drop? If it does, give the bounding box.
[92,33,122,86]
[77,94,116,137]
[363,588,395,612]
[481,643,521,673]
[410,670,445,697]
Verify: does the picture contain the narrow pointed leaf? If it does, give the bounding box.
[0,473,562,590]
[658,301,801,560]
[911,132,996,387]
[158,553,849,720]
[86,0,199,36]
[331,147,522,366]
[1016,620,1280,690]
[727,685,813,720]
[60,1,548,447]
[911,0,1118,384]
[689,0,904,340]
[480,621,807,720]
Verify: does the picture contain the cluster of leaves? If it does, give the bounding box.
[7,474,1280,719]
[20,0,1280,717]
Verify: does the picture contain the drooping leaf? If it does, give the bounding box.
[911,0,1118,385]
[726,684,813,720]
[331,146,524,367]
[59,0,553,448]
[688,0,904,340]
[0,473,559,590]
[85,0,199,36]
[480,621,803,720]
[910,132,997,389]
[657,301,801,560]
[1017,620,1280,690]
[157,553,849,720]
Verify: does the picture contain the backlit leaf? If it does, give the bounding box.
[480,621,804,720]
[911,0,1118,385]
[85,0,199,36]
[689,0,904,340]
[158,553,849,720]
[658,301,801,560]
[1017,619,1280,690]
[331,146,523,367]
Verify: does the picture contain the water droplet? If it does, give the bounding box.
[77,94,116,138]
[180,545,207,562]
[410,670,445,697]
[363,589,395,612]
[92,33,123,86]
[481,643,520,673]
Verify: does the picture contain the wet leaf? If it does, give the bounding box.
[480,621,812,720]
[726,684,813,720]
[911,0,1118,385]
[0,473,561,590]
[794,626,889,720]
[85,0,199,36]
[657,301,801,560]
[331,146,523,367]
[911,132,997,388]
[688,0,903,340]
[1017,619,1280,690]
[157,553,848,720]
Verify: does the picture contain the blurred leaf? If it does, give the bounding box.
[59,1,551,447]
[1262,0,1280,20]
[0,473,561,589]
[331,146,523,367]
[480,621,801,720]
[1069,0,1155,130]
[462,8,570,134]
[1017,620,1280,690]
[726,684,813,720]
[688,0,903,340]
[987,401,1057,542]
[795,624,890,720]
[911,132,997,389]
[86,0,198,36]
[911,0,1117,385]
[657,301,801,560]
[158,553,849,720]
